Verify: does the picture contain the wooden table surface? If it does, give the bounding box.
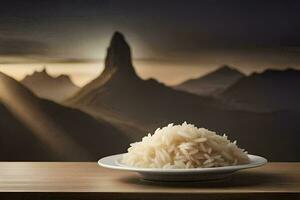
[0,162,299,200]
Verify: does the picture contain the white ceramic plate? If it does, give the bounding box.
[98,154,267,181]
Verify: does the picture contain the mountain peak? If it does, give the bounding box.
[65,32,139,104]
[248,68,300,80]
[175,65,244,96]
[104,31,136,76]
[22,70,79,102]
[26,68,51,80]
[216,65,243,75]
[219,65,231,71]
[57,74,71,81]
[111,31,126,44]
[41,67,47,73]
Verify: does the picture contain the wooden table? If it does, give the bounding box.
[0,162,299,200]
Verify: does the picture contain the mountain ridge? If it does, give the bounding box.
[175,65,245,96]
[221,68,300,111]
[22,68,80,102]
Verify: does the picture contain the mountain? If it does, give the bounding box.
[67,32,300,161]
[175,65,245,96]
[221,68,300,111]
[0,72,130,161]
[21,68,80,102]
[66,32,225,133]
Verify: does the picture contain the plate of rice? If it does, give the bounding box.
[98,122,267,181]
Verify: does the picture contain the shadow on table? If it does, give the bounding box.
[119,171,288,188]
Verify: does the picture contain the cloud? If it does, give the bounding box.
[0,37,50,56]
[55,58,101,63]
[0,36,104,64]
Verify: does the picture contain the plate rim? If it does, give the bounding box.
[98,153,267,173]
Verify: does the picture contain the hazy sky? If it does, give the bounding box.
[0,0,300,85]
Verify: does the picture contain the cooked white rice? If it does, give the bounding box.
[121,122,250,168]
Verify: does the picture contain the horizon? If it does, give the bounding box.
[0,57,298,87]
[0,60,298,87]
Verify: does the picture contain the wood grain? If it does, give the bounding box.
[0,162,299,199]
